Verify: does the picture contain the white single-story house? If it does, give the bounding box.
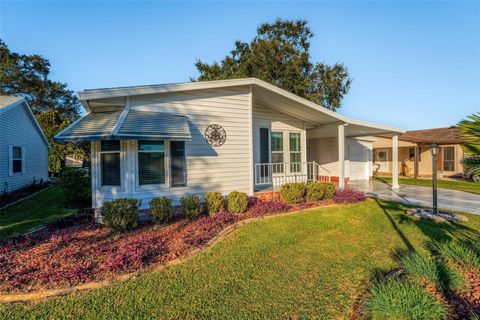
[0,96,49,194]
[55,78,404,213]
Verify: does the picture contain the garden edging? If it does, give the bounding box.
[0,203,338,304]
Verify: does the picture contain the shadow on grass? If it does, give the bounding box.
[373,198,415,252]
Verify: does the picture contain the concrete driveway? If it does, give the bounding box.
[349,180,480,215]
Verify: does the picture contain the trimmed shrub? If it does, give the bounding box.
[306,181,325,201]
[321,182,336,199]
[205,192,225,215]
[227,191,249,214]
[59,168,91,207]
[101,198,139,233]
[149,197,173,225]
[333,187,367,204]
[180,194,201,220]
[363,279,447,320]
[280,182,306,204]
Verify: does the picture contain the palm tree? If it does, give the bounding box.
[458,112,480,180]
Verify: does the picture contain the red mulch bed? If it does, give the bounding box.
[0,199,336,294]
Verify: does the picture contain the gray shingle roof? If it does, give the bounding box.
[55,109,191,142]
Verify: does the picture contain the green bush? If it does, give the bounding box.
[280,182,306,204]
[180,194,201,220]
[227,191,248,214]
[306,182,324,201]
[321,182,336,199]
[59,168,91,207]
[149,197,173,225]
[363,279,447,320]
[101,198,139,232]
[205,192,225,215]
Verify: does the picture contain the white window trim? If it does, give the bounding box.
[98,141,124,191]
[270,130,304,175]
[9,145,25,175]
[134,140,170,192]
[289,132,302,173]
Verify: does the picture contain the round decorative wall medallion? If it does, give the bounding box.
[205,124,226,147]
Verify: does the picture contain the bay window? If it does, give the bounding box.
[138,141,165,185]
[100,141,121,186]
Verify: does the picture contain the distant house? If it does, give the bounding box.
[0,96,49,194]
[372,126,465,178]
[55,78,404,215]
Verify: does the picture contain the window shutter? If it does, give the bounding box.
[21,147,26,174]
[171,141,185,187]
[8,145,13,176]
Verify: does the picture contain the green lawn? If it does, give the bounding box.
[375,176,480,195]
[1,199,479,319]
[0,186,75,240]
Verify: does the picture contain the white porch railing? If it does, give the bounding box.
[254,161,331,187]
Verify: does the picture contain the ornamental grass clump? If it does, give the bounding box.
[205,192,225,215]
[363,279,447,320]
[333,187,367,204]
[433,240,480,269]
[400,253,439,285]
[149,197,173,225]
[101,198,140,233]
[280,182,306,204]
[180,194,201,220]
[227,191,248,214]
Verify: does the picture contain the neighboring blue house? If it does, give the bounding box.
[0,96,49,194]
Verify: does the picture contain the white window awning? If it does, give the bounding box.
[54,109,192,142]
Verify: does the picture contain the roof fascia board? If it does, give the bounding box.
[77,77,405,134]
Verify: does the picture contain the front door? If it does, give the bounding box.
[349,145,368,180]
[375,148,390,173]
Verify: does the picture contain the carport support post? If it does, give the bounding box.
[338,123,346,189]
[392,135,400,189]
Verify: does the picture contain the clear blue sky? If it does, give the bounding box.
[1,1,479,130]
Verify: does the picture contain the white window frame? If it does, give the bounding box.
[99,141,123,189]
[9,146,25,175]
[136,140,167,188]
[271,131,284,174]
[289,132,302,173]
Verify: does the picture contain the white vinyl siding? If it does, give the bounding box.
[252,101,307,167]
[0,103,48,193]
[91,87,252,208]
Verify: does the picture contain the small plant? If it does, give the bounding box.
[101,198,139,232]
[321,182,336,199]
[227,191,249,214]
[59,168,91,207]
[181,194,201,220]
[363,279,447,320]
[437,262,465,291]
[306,181,325,201]
[433,241,480,269]
[149,197,173,225]
[205,192,225,215]
[333,187,367,204]
[280,182,306,204]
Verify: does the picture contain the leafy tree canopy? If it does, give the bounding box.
[458,112,480,176]
[36,110,88,174]
[0,39,80,120]
[194,19,352,111]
